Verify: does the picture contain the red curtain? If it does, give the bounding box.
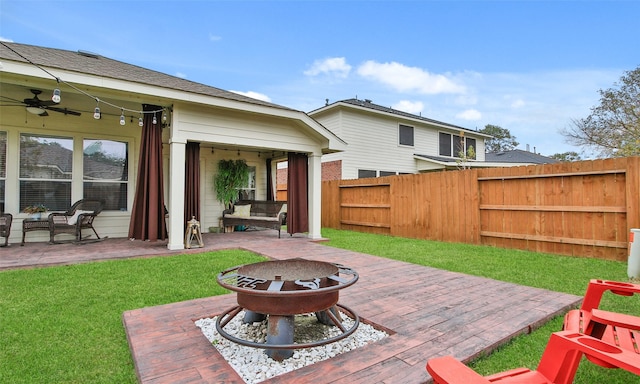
[266,158,274,201]
[287,152,308,235]
[128,105,167,241]
[184,142,200,225]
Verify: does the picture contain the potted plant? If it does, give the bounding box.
[213,159,250,231]
[23,203,48,220]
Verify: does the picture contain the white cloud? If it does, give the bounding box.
[456,109,482,121]
[304,57,351,78]
[209,34,222,42]
[392,100,424,115]
[175,72,187,79]
[0,37,13,42]
[510,99,525,108]
[230,90,272,102]
[357,61,466,95]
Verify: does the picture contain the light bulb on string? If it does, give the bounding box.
[120,109,126,126]
[138,116,144,127]
[52,85,61,103]
[163,110,167,122]
[152,113,157,125]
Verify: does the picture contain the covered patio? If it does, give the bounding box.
[1,230,581,383]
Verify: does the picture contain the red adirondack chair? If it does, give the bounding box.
[426,330,640,384]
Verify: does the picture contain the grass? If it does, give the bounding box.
[1,229,638,383]
[321,228,638,383]
[0,250,266,384]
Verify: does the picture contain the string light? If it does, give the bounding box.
[51,84,61,103]
[138,114,144,127]
[93,99,101,119]
[1,42,169,126]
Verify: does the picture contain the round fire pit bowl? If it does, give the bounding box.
[215,258,359,361]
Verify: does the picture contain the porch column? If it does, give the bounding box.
[308,153,322,240]
[167,138,186,250]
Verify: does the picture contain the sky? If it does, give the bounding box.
[1,0,638,157]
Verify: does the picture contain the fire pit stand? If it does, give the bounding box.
[216,258,359,361]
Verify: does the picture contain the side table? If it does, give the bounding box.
[22,218,50,246]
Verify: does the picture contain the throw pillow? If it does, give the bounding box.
[233,204,251,218]
[67,210,93,225]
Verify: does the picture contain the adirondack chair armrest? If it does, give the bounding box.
[426,356,491,384]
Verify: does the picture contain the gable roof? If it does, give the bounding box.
[485,149,559,164]
[0,42,293,112]
[310,98,492,137]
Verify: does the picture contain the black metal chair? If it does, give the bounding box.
[0,213,12,247]
[48,200,103,244]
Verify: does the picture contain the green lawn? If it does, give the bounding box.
[1,230,637,383]
[0,250,266,384]
[321,228,638,383]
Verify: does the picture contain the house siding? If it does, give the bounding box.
[313,105,486,179]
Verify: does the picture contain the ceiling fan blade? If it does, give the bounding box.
[24,98,57,107]
[47,106,82,116]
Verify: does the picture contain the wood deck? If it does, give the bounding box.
[1,229,581,383]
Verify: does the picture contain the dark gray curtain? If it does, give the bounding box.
[128,104,167,241]
[287,152,308,235]
[184,142,200,225]
[266,158,274,201]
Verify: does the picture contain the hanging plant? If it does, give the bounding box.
[214,159,250,210]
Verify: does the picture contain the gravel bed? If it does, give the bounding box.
[195,310,388,383]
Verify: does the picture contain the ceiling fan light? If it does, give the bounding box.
[26,106,46,115]
[52,88,61,103]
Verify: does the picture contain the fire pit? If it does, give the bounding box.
[216,258,359,361]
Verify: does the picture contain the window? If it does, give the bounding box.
[238,166,256,200]
[379,171,396,177]
[0,132,5,212]
[358,169,377,179]
[439,132,476,159]
[20,134,73,211]
[399,124,414,146]
[83,139,128,211]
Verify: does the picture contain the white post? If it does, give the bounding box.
[307,153,322,240]
[167,138,186,250]
[628,228,640,280]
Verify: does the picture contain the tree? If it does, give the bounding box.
[550,151,582,162]
[561,66,640,158]
[213,159,250,210]
[479,124,519,153]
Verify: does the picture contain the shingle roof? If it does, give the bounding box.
[485,149,559,164]
[0,42,294,111]
[334,98,481,134]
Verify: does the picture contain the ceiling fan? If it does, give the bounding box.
[1,89,82,117]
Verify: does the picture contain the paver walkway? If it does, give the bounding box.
[2,229,581,383]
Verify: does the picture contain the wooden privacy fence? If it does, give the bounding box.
[322,157,640,261]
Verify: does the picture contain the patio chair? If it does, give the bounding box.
[426,330,640,384]
[0,213,12,247]
[563,279,640,368]
[48,199,103,244]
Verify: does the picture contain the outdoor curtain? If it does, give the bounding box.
[128,104,167,241]
[266,158,274,201]
[287,152,309,235]
[184,141,200,225]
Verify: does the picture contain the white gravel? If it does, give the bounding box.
[195,310,388,383]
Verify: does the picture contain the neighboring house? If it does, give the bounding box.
[308,98,493,179]
[485,149,560,165]
[0,42,346,248]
